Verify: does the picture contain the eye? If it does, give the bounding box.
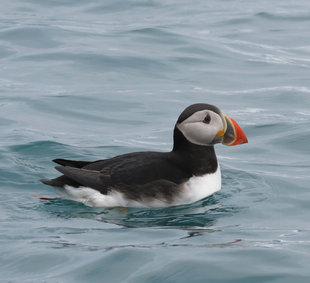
[203,113,211,124]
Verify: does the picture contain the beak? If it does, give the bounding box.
[221,114,248,146]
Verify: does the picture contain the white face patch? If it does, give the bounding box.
[176,110,224,146]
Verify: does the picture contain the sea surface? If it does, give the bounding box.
[1,0,310,282]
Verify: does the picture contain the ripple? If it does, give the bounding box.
[192,85,310,95]
[0,26,62,48]
[37,196,225,228]
[86,0,158,14]
[255,11,310,22]
[216,16,253,26]
[2,0,310,281]
[15,51,174,78]
[125,27,187,45]
[10,140,68,153]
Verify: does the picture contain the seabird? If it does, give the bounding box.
[40,103,248,208]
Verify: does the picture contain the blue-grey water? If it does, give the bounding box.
[1,0,310,282]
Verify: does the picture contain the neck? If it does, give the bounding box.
[172,127,218,175]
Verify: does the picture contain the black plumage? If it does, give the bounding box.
[40,104,219,202]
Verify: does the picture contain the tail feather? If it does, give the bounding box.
[54,166,105,191]
[40,175,80,188]
[53,159,92,168]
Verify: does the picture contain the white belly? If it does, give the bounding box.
[58,165,221,208]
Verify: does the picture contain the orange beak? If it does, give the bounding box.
[222,114,248,146]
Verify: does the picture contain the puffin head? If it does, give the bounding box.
[175,103,248,147]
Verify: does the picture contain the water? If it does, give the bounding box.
[1,0,310,281]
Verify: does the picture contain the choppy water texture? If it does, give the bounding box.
[1,0,310,282]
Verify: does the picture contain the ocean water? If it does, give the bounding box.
[1,0,310,282]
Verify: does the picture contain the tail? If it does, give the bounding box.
[40,159,96,188]
[53,159,92,168]
[40,175,80,188]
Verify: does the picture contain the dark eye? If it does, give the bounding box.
[203,113,211,124]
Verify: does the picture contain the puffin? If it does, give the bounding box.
[40,103,248,208]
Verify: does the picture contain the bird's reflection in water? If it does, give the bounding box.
[39,193,239,230]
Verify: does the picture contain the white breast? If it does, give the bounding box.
[173,164,221,206]
[57,164,221,208]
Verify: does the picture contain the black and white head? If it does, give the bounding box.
[174,103,248,147]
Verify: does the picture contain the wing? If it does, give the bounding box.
[41,158,110,191]
[42,151,190,195]
[54,166,111,193]
[100,152,191,186]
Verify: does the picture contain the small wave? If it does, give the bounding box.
[255,11,310,22]
[0,26,62,48]
[192,85,310,95]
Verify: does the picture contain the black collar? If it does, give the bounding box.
[171,127,218,175]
